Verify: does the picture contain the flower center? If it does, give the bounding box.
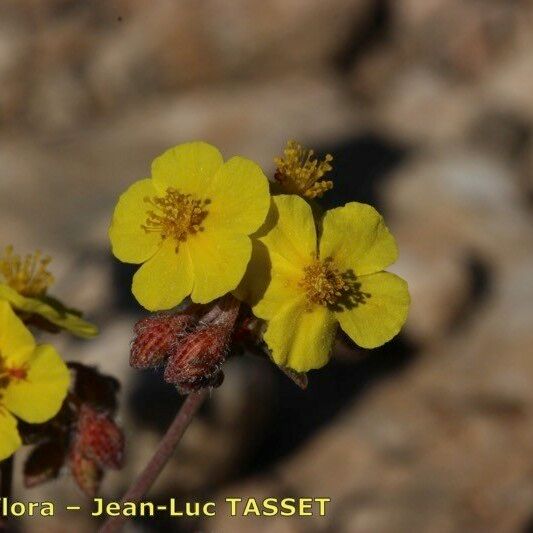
[141,188,209,244]
[0,354,27,385]
[299,258,351,308]
[0,246,54,297]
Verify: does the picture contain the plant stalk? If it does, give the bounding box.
[99,389,208,533]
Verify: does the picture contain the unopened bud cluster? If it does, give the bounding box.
[130,296,240,394]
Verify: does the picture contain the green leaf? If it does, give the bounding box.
[0,284,98,338]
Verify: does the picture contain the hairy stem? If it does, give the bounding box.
[99,390,208,533]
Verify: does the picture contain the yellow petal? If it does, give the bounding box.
[0,409,21,461]
[336,272,410,349]
[109,178,162,264]
[234,221,304,314]
[260,195,317,269]
[3,344,70,424]
[233,238,271,307]
[0,284,98,339]
[235,195,314,315]
[320,202,398,276]
[187,229,251,304]
[252,249,303,320]
[264,297,337,372]
[132,238,193,311]
[151,141,224,196]
[202,156,270,235]
[0,301,35,363]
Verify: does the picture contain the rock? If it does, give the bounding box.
[351,0,533,146]
[210,140,533,531]
[212,281,533,532]
[0,73,359,253]
[0,0,374,131]
[381,149,527,344]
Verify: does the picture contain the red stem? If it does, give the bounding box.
[99,390,208,533]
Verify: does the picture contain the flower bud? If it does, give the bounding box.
[131,312,197,369]
[69,447,102,497]
[164,325,229,394]
[75,404,124,470]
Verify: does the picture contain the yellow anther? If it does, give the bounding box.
[299,258,350,308]
[274,140,333,199]
[141,188,209,246]
[0,245,54,297]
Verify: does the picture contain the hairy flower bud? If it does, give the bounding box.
[164,325,228,394]
[69,447,102,497]
[75,404,124,470]
[163,295,240,394]
[130,312,197,369]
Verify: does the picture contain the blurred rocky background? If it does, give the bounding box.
[1,0,533,531]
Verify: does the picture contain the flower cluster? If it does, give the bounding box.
[0,245,101,462]
[0,244,121,499]
[110,140,410,390]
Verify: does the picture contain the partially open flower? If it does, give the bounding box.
[0,246,98,338]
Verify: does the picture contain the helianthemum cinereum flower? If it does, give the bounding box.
[0,246,98,338]
[0,301,70,460]
[238,195,410,372]
[109,142,270,311]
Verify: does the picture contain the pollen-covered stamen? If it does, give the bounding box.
[274,140,333,199]
[141,188,209,244]
[0,245,54,297]
[300,258,351,308]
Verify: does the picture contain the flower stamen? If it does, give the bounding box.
[0,245,54,297]
[299,258,351,308]
[141,188,209,246]
[275,140,333,199]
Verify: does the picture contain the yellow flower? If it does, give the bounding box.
[238,195,410,372]
[0,246,53,297]
[0,246,98,339]
[109,141,270,311]
[274,140,333,199]
[0,301,70,460]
